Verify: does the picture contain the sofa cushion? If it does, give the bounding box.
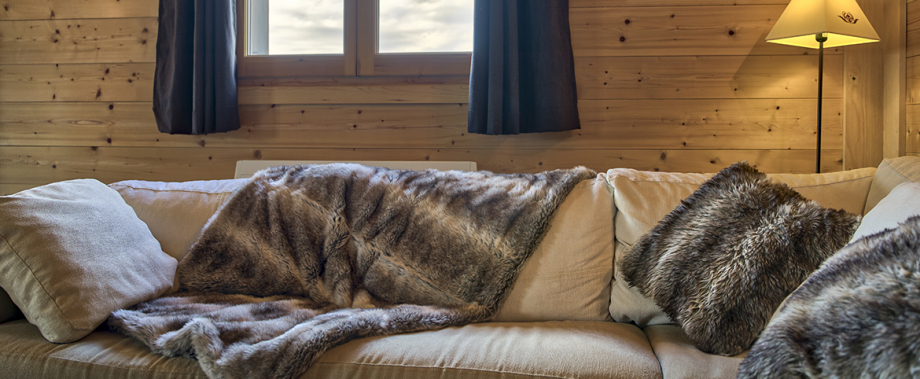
[108,179,248,261]
[114,175,616,322]
[494,176,614,322]
[0,320,205,379]
[0,320,660,379]
[852,182,920,242]
[606,166,875,326]
[864,156,920,214]
[618,163,860,355]
[644,325,746,379]
[0,180,177,343]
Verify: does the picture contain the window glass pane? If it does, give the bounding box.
[378,0,474,53]
[253,0,344,55]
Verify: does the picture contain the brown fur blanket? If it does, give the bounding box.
[108,164,594,379]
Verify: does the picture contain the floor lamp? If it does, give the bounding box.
[765,0,879,173]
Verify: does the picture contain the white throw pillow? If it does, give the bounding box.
[851,182,920,242]
[0,179,177,343]
[864,156,920,214]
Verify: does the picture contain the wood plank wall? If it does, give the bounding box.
[908,0,920,157]
[0,0,876,193]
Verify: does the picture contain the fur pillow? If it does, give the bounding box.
[619,162,860,356]
[739,216,920,378]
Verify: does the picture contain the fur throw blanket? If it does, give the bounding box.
[738,215,920,378]
[108,164,594,379]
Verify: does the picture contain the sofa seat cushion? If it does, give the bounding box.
[311,321,660,379]
[644,325,746,379]
[0,320,661,379]
[606,167,876,326]
[0,320,205,379]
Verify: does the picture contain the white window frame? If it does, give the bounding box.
[237,0,472,78]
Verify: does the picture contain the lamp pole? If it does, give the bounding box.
[816,33,827,174]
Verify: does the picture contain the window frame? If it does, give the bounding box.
[236,0,472,78]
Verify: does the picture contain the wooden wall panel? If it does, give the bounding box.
[570,0,788,6]
[0,63,153,102]
[238,83,470,105]
[908,0,920,156]
[0,0,882,194]
[908,104,920,154]
[0,18,156,64]
[1,99,841,152]
[0,146,842,185]
[577,55,843,100]
[570,5,839,57]
[0,0,157,20]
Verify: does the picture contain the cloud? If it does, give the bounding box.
[268,0,344,54]
[378,0,474,53]
[261,0,473,55]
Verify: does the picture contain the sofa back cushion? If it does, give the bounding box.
[864,156,920,214]
[493,176,614,322]
[114,175,616,322]
[109,179,248,262]
[606,167,876,326]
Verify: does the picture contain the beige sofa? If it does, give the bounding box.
[0,156,917,379]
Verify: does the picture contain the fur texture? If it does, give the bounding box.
[619,162,860,356]
[109,163,594,379]
[738,216,920,378]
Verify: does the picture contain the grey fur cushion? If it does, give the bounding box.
[620,162,860,356]
[738,215,920,378]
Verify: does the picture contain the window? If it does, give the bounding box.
[238,0,474,77]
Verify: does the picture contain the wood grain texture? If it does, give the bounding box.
[882,0,907,159]
[1,99,841,151]
[909,0,920,58]
[570,0,789,6]
[570,5,842,57]
[238,83,470,104]
[0,18,156,64]
[0,146,843,187]
[0,63,153,102]
[0,0,876,192]
[844,0,886,169]
[907,104,920,153]
[909,56,920,104]
[576,55,843,100]
[0,0,157,20]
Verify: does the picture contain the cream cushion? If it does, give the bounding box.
[494,176,614,321]
[851,182,920,242]
[606,167,876,325]
[0,179,177,343]
[644,325,746,379]
[864,156,920,214]
[109,179,248,262]
[113,176,615,322]
[0,319,660,379]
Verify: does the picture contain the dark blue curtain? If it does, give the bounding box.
[154,0,241,135]
[467,0,580,135]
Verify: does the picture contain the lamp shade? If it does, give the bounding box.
[766,0,879,49]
